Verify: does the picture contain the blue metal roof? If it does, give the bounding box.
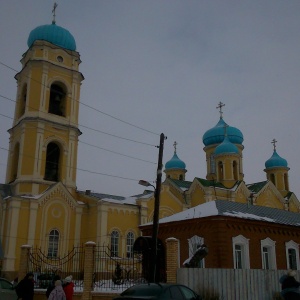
[265,150,288,169]
[27,23,76,51]
[202,118,244,146]
[214,136,239,155]
[165,152,186,170]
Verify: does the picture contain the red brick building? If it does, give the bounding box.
[141,200,300,270]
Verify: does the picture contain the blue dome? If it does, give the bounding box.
[27,23,76,51]
[214,136,239,155]
[165,153,186,170]
[202,118,244,146]
[265,150,288,169]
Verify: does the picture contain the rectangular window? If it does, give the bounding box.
[288,249,297,270]
[235,245,243,269]
[263,247,270,269]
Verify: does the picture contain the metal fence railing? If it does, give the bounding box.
[93,244,145,292]
[29,245,85,289]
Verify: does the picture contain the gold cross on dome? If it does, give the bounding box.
[216,101,225,119]
[271,138,277,151]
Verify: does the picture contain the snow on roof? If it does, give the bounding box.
[146,200,300,227]
[101,196,137,205]
[223,211,275,222]
[157,201,219,224]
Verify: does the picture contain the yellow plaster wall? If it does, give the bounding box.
[255,188,284,209]
[190,186,205,207]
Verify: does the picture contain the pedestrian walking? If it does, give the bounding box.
[63,275,74,300]
[15,272,34,300]
[46,275,61,298]
[48,280,66,300]
[280,269,300,300]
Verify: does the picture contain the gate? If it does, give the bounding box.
[93,244,144,291]
[28,246,85,289]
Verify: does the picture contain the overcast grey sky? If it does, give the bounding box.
[0,1,299,198]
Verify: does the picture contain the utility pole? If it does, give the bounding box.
[151,133,165,282]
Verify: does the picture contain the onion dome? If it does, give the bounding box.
[202,118,243,146]
[214,136,239,155]
[265,150,288,169]
[165,152,186,170]
[27,23,76,51]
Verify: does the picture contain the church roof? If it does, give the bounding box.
[265,150,288,169]
[195,178,227,189]
[168,179,192,190]
[214,136,239,155]
[156,200,300,227]
[165,152,186,170]
[246,181,268,193]
[27,23,76,51]
[202,118,244,146]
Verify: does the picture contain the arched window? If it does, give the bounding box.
[187,235,205,268]
[126,232,135,258]
[285,240,299,270]
[210,154,216,174]
[261,237,277,269]
[179,174,183,180]
[233,161,238,180]
[111,230,119,257]
[49,83,66,116]
[17,83,27,118]
[48,229,59,258]
[44,142,60,182]
[270,174,275,185]
[10,143,20,182]
[284,173,289,191]
[218,161,224,181]
[232,235,250,269]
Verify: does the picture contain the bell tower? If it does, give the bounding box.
[5,10,84,195]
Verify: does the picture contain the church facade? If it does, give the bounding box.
[0,16,299,278]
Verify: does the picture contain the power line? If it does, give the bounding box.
[0,111,156,164]
[0,60,159,136]
[0,146,146,183]
[0,93,158,147]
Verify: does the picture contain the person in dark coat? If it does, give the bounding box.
[15,272,34,300]
[280,270,300,300]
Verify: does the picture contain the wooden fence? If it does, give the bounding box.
[177,268,294,300]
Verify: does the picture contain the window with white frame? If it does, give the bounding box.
[48,229,59,258]
[126,231,135,258]
[111,230,119,257]
[261,238,277,269]
[188,235,205,268]
[285,240,300,270]
[232,235,250,269]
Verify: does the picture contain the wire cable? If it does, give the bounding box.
[0,60,159,136]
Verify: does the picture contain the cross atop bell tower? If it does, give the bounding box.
[52,2,58,24]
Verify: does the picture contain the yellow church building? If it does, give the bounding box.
[0,15,299,279]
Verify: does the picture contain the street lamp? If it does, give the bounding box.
[138,133,165,283]
[138,180,155,190]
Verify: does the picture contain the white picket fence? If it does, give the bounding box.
[177,268,296,300]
